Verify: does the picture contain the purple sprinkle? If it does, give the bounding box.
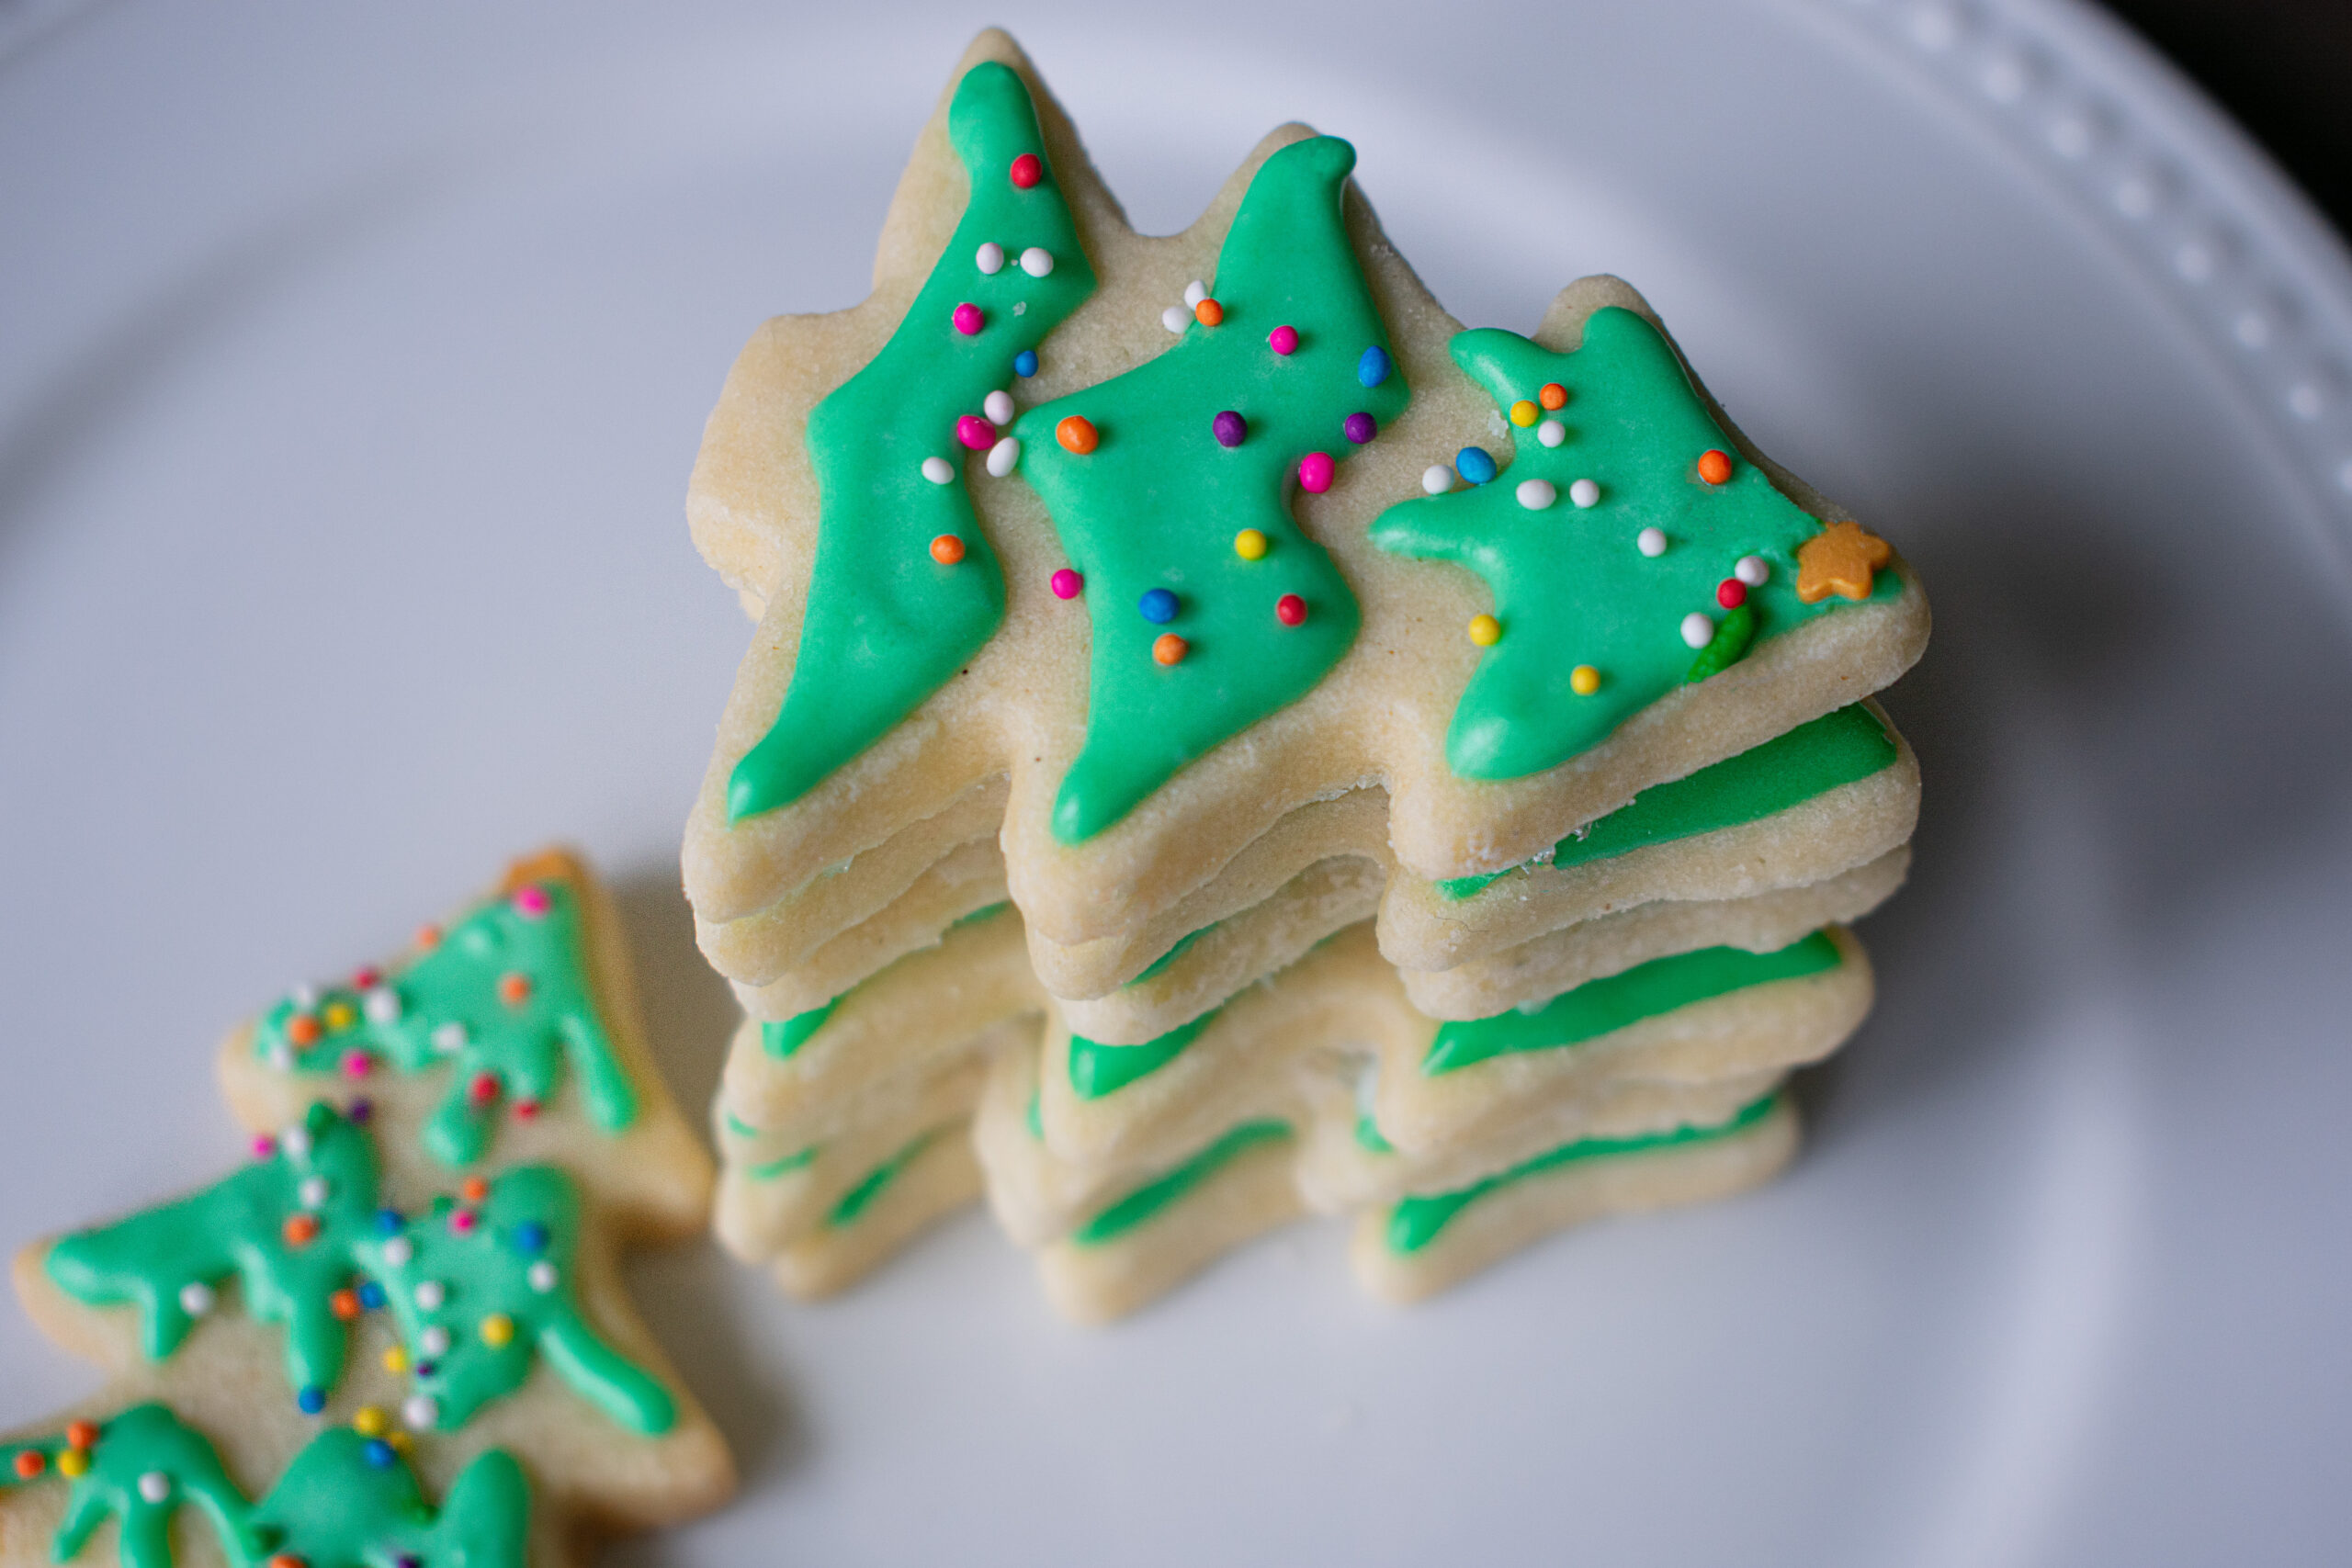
[1212,410,1247,448]
[1343,412,1377,445]
[348,1098,374,1124]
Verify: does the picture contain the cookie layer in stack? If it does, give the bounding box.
[688,33,1928,1323]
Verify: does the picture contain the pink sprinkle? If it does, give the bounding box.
[952,302,984,336]
[513,1099,541,1122]
[512,885,551,919]
[1296,452,1336,493]
[1268,325,1298,355]
[450,1209,479,1235]
[1050,569,1083,600]
[352,966,381,989]
[342,1049,373,1080]
[955,415,994,450]
[251,1135,277,1160]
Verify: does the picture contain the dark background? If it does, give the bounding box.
[2104,0,2352,239]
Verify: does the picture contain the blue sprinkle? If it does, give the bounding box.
[357,1280,387,1311]
[374,1208,403,1235]
[1013,349,1038,378]
[364,1439,397,1470]
[1455,446,1498,485]
[296,1385,325,1415]
[513,1221,550,1257]
[1137,588,1180,625]
[1357,345,1391,389]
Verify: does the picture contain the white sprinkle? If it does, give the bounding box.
[420,1325,451,1356]
[1019,246,1054,277]
[430,1022,468,1055]
[982,389,1015,426]
[1680,612,1715,649]
[920,456,956,485]
[974,241,1005,275]
[1012,301,1026,316]
[1159,305,1192,334]
[178,1281,216,1317]
[1182,280,1208,309]
[298,1176,331,1210]
[381,1236,413,1268]
[1734,554,1770,587]
[1636,527,1668,558]
[413,1280,446,1311]
[985,437,1022,479]
[290,984,319,1010]
[137,1472,171,1504]
[362,987,401,1025]
[1514,479,1556,511]
[279,1125,312,1159]
[527,1261,559,1293]
[401,1395,439,1432]
[265,1043,294,1072]
[1420,465,1454,496]
[1537,419,1566,448]
[1567,478,1600,509]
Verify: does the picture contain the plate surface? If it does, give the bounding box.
[5,2,2351,1562]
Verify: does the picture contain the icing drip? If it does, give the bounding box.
[1065,1010,1220,1100]
[1071,1121,1292,1245]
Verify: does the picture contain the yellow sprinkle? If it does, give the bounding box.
[1509,399,1540,427]
[479,1314,515,1348]
[352,1406,388,1438]
[322,1000,356,1032]
[56,1450,88,1479]
[381,1347,409,1374]
[1467,615,1502,648]
[1570,665,1601,695]
[1232,528,1268,561]
[387,1431,412,1453]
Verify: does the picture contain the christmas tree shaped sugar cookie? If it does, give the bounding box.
[684,29,1928,966]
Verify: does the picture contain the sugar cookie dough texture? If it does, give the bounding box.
[688,32,1928,1321]
[2,852,735,1567]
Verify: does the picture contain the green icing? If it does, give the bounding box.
[952,900,1012,928]
[1353,1111,1395,1156]
[0,1405,529,1568]
[1024,1089,1043,1141]
[1436,704,1898,900]
[748,1146,819,1181]
[761,998,836,1060]
[357,1165,673,1435]
[1384,1094,1780,1253]
[1128,924,1209,987]
[828,1134,935,1227]
[1066,1010,1219,1100]
[252,878,633,1168]
[47,1103,378,1403]
[1369,307,1895,782]
[1012,134,1410,842]
[1070,1122,1292,1246]
[727,61,1096,821]
[45,1105,671,1436]
[1422,931,1842,1076]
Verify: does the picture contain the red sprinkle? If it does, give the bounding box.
[352,966,381,989]
[514,1099,541,1122]
[13,1450,41,1480]
[1275,594,1307,626]
[1717,579,1747,609]
[469,1072,501,1107]
[1697,448,1733,485]
[1009,152,1043,188]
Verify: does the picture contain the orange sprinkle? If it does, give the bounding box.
[286,1014,322,1047]
[497,972,532,1007]
[1696,448,1733,485]
[461,1175,490,1203]
[1193,298,1224,326]
[1055,414,1098,455]
[413,923,442,952]
[929,534,966,565]
[269,1554,307,1568]
[64,1422,96,1452]
[330,1289,361,1322]
[1538,382,1567,411]
[13,1450,43,1480]
[282,1213,321,1247]
[1152,634,1188,666]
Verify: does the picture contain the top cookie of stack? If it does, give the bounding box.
[682,30,1928,1311]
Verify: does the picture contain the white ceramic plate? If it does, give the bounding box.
[6,1,2351,1562]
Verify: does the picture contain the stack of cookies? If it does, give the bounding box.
[688,33,1929,1323]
